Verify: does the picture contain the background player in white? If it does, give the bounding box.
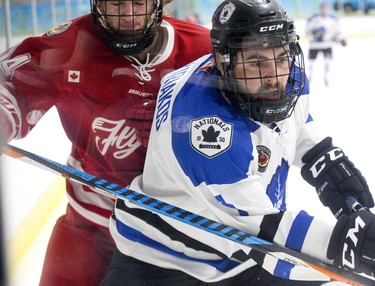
[105,0,375,285]
[306,2,347,86]
[0,0,212,284]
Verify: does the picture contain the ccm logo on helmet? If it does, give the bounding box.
[259,24,284,33]
[116,43,138,48]
[265,106,288,114]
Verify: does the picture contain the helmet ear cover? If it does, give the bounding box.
[210,0,306,123]
[90,0,163,55]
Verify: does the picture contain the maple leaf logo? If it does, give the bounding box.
[220,3,236,24]
[190,116,233,158]
[70,73,79,81]
[202,125,220,143]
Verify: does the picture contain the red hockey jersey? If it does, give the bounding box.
[0,14,211,226]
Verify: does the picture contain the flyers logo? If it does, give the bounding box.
[92,117,141,159]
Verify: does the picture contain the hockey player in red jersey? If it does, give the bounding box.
[0,0,211,285]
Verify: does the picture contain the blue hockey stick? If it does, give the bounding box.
[3,143,373,285]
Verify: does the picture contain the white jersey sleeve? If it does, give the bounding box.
[109,54,335,282]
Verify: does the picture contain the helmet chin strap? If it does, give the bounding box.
[146,2,158,30]
[132,27,164,62]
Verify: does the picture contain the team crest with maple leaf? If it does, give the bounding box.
[190,116,233,158]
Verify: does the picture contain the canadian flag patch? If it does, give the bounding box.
[68,70,81,83]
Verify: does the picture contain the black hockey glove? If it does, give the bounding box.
[301,137,374,218]
[340,39,347,47]
[327,209,375,277]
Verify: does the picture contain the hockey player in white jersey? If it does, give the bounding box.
[306,2,347,86]
[103,0,375,285]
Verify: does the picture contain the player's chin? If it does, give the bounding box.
[256,91,284,101]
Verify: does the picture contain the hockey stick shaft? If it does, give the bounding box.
[2,144,372,285]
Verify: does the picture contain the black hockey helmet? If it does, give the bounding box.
[210,0,306,123]
[91,0,163,55]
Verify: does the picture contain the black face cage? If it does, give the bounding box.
[217,40,305,124]
[91,0,163,55]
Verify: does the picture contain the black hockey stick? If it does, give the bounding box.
[3,144,374,285]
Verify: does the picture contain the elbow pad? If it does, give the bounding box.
[301,137,374,218]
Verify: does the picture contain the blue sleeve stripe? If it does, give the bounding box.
[285,211,313,252]
[215,195,249,216]
[274,259,295,279]
[115,219,240,272]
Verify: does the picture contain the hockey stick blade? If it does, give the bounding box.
[3,144,374,285]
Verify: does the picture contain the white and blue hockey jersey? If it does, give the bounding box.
[306,12,344,49]
[109,54,335,282]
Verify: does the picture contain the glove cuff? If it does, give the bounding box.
[302,137,333,164]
